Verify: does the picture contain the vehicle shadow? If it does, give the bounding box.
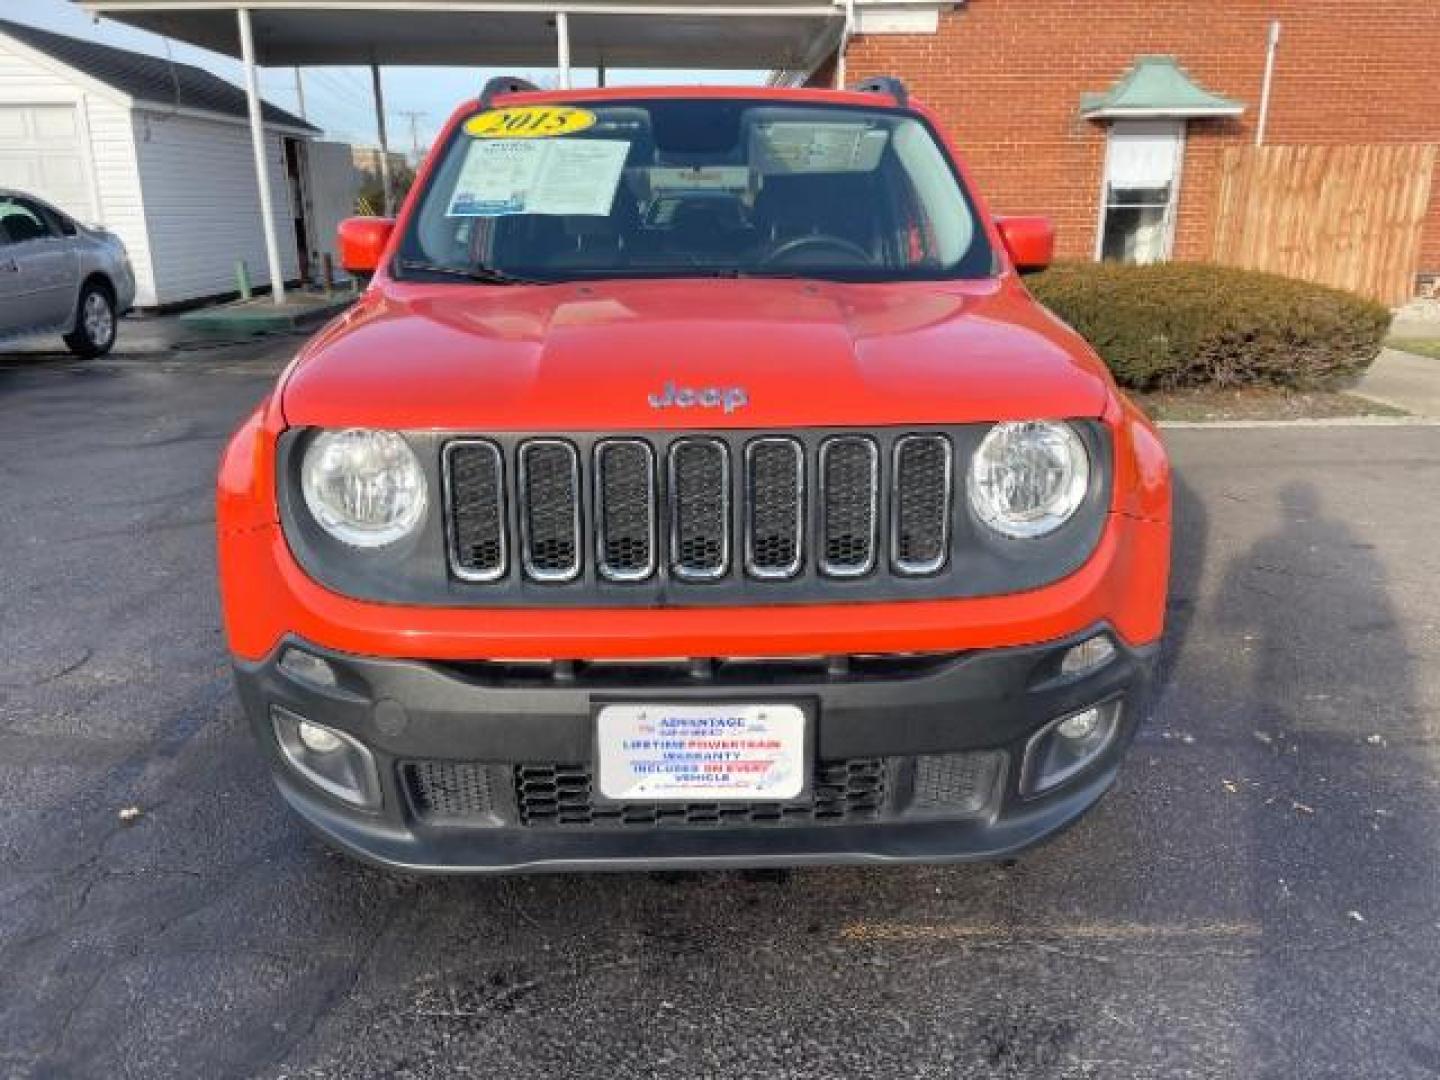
[1211,480,1434,1076]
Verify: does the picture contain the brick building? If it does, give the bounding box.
[823,0,1439,294]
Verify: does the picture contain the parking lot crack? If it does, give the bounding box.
[0,646,93,690]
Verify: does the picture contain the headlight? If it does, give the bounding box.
[301,428,427,548]
[968,421,1089,539]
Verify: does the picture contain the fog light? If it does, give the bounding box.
[1056,707,1100,740]
[1060,635,1116,677]
[270,705,381,809]
[298,720,344,754]
[279,647,338,689]
[1022,700,1123,796]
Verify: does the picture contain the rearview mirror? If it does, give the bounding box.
[995,215,1055,275]
[338,216,395,278]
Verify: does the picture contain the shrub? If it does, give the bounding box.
[1027,262,1390,391]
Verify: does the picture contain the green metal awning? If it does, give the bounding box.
[1080,56,1243,120]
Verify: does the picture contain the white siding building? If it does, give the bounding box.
[0,17,332,308]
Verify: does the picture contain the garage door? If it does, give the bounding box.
[0,105,93,220]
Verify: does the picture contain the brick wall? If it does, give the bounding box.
[841,0,1440,278]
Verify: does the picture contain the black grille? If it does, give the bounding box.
[515,758,887,828]
[669,438,730,579]
[912,751,1004,814]
[892,435,952,574]
[519,441,580,581]
[445,441,506,581]
[745,438,803,578]
[401,754,1001,826]
[405,760,499,821]
[595,440,655,581]
[820,436,878,576]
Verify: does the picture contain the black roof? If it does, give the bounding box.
[0,17,317,132]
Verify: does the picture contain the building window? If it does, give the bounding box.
[1096,120,1184,264]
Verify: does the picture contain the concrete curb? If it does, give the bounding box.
[178,295,353,338]
[1159,416,1440,430]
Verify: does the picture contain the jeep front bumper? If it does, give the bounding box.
[234,626,1156,873]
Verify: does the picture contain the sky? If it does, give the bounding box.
[6,0,764,156]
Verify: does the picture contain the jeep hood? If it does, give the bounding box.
[282,278,1111,430]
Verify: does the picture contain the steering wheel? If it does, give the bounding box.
[760,234,876,268]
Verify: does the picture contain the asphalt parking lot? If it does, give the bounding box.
[3,336,1440,1080]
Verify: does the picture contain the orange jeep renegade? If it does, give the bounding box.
[217,77,1171,872]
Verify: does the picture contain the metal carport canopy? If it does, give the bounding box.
[72,0,848,70]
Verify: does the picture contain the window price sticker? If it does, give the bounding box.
[446,137,629,217]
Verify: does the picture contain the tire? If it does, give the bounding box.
[63,281,117,358]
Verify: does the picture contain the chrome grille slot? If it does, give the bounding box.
[892,434,953,575]
[819,436,879,577]
[444,440,507,581]
[595,439,656,581]
[518,440,581,582]
[745,437,803,579]
[668,438,730,580]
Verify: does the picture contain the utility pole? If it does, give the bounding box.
[398,110,428,166]
[370,62,393,215]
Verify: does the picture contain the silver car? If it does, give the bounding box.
[0,190,136,357]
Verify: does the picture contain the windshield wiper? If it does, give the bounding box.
[395,259,548,286]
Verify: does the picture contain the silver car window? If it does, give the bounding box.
[0,198,57,244]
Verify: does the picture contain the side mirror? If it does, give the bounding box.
[995,215,1055,275]
[338,216,395,278]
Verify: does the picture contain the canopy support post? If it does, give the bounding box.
[237,7,285,305]
[371,62,394,215]
[834,0,855,88]
[555,12,571,89]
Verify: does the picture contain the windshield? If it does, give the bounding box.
[399,98,994,283]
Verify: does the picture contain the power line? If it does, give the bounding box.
[307,70,370,110]
[300,70,388,134]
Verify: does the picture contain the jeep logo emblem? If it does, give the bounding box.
[648,382,748,414]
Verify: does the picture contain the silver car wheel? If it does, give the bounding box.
[83,291,114,348]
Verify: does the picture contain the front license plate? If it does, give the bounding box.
[595,703,807,802]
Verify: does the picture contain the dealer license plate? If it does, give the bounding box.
[595,703,807,802]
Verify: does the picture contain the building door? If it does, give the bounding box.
[1096,120,1184,264]
[303,141,364,282]
[284,137,313,284]
[0,105,95,222]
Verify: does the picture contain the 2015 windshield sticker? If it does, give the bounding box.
[464,105,596,139]
[446,137,628,217]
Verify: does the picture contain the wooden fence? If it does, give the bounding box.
[1210,143,1436,306]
